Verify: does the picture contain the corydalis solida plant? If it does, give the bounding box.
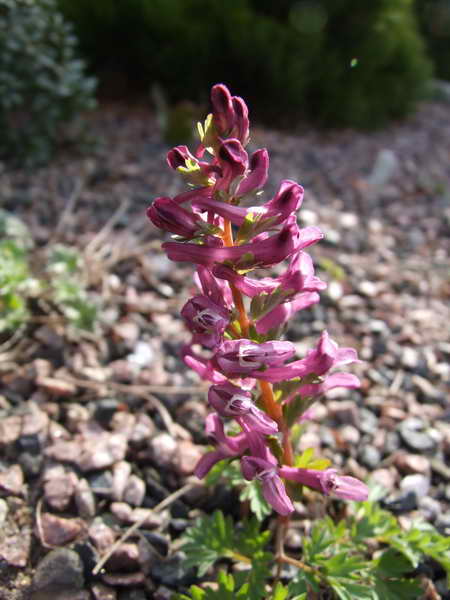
[148,83,368,532]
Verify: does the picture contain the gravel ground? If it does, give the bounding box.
[0,99,449,599]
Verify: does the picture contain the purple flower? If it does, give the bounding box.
[208,382,278,435]
[215,139,248,192]
[236,149,269,197]
[231,96,250,146]
[279,466,368,502]
[241,457,294,516]
[255,292,320,334]
[251,331,359,383]
[194,266,233,309]
[211,84,235,137]
[162,222,323,270]
[213,339,296,378]
[195,413,248,478]
[181,344,227,384]
[147,197,202,238]
[181,295,230,348]
[292,372,361,404]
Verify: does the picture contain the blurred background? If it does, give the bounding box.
[1,0,450,165]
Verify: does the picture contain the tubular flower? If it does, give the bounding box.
[147,197,202,238]
[213,339,296,378]
[208,382,278,435]
[163,222,323,270]
[279,466,369,502]
[181,295,230,348]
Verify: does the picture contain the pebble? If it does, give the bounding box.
[43,465,77,511]
[150,551,194,587]
[110,502,163,528]
[399,418,438,453]
[0,464,24,497]
[148,433,178,468]
[0,498,8,526]
[400,474,430,499]
[32,548,84,594]
[123,474,146,507]
[394,453,430,475]
[0,531,31,567]
[102,572,146,587]
[94,399,120,427]
[382,490,418,514]
[35,376,77,397]
[328,400,359,426]
[359,446,381,469]
[370,468,396,492]
[89,471,114,497]
[38,513,85,547]
[0,415,22,445]
[74,478,96,519]
[112,461,132,501]
[419,496,441,521]
[105,543,141,572]
[91,583,118,600]
[127,341,155,368]
[89,519,116,552]
[435,513,450,536]
[175,440,204,476]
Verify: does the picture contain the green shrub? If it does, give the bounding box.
[57,0,432,129]
[0,0,96,166]
[416,0,450,81]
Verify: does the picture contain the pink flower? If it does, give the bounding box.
[147,197,202,238]
[213,339,296,378]
[162,222,323,270]
[181,344,227,384]
[255,292,320,334]
[215,139,248,192]
[236,149,269,196]
[195,413,248,478]
[194,266,233,309]
[279,466,368,501]
[251,331,359,383]
[208,382,278,435]
[181,295,230,348]
[241,457,294,516]
[211,84,235,137]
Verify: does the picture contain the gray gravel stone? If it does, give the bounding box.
[32,548,84,594]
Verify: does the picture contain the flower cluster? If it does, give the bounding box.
[148,84,368,516]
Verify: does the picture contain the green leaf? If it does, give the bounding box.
[373,577,423,600]
[271,582,289,600]
[239,479,272,522]
[376,548,414,578]
[180,511,271,578]
[181,510,235,576]
[293,448,331,472]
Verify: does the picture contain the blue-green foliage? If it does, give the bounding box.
[177,501,450,599]
[0,0,96,165]
[0,211,98,334]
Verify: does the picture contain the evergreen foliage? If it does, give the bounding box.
[57,0,432,128]
[0,0,96,165]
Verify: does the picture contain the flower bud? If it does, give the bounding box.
[211,84,235,136]
[147,197,201,238]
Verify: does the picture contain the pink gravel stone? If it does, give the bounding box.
[0,465,24,497]
[38,513,85,546]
